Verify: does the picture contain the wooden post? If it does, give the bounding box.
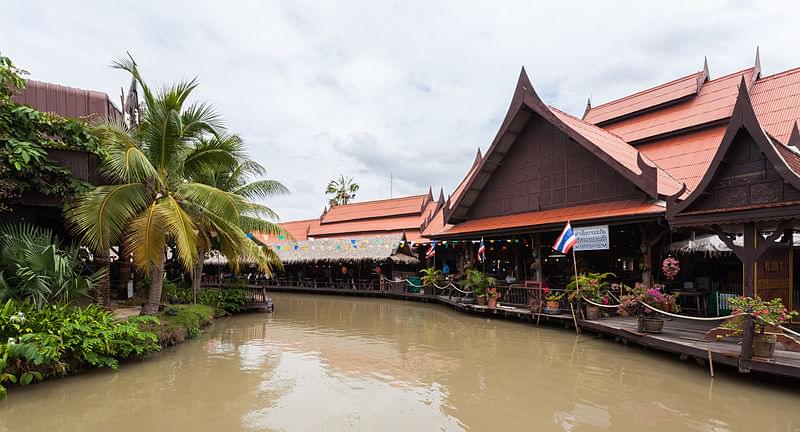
[739,314,754,373]
[532,233,543,281]
[742,222,756,297]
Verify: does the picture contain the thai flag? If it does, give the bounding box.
[553,221,577,254]
[425,240,437,258]
[477,238,486,262]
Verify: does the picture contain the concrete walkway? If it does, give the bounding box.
[112,306,142,321]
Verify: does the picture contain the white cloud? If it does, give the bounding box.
[3,0,799,220]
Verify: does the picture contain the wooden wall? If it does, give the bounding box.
[468,115,644,220]
[687,130,800,213]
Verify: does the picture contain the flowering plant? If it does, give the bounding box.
[661,257,680,280]
[722,296,798,334]
[542,287,564,302]
[486,287,501,299]
[617,283,679,317]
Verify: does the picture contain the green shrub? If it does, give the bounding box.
[163,281,248,314]
[0,223,103,308]
[149,304,215,346]
[0,299,160,399]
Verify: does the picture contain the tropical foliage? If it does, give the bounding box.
[721,296,798,335]
[187,133,287,299]
[0,223,103,308]
[0,299,159,399]
[68,56,282,314]
[0,53,101,211]
[163,279,249,314]
[565,272,615,302]
[419,266,442,286]
[326,174,359,206]
[460,269,497,298]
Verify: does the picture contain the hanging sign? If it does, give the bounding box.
[573,225,610,251]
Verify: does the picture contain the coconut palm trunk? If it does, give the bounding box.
[143,251,165,315]
[192,246,205,304]
[94,247,111,307]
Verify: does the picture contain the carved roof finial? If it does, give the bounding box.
[582,96,592,120]
[754,46,762,80]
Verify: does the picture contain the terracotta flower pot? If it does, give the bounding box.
[544,300,560,314]
[476,295,486,306]
[584,304,601,321]
[753,334,776,359]
[488,297,498,309]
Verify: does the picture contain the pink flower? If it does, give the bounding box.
[602,297,610,305]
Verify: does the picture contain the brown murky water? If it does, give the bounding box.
[2,293,800,431]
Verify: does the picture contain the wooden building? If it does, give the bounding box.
[424,51,800,312]
[251,192,447,279]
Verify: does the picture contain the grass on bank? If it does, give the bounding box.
[148,304,216,346]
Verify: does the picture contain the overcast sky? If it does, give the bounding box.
[3,1,799,221]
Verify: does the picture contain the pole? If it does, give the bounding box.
[570,246,581,334]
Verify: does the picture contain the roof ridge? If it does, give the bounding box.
[548,104,629,141]
[755,65,800,83]
[329,194,427,208]
[588,71,701,111]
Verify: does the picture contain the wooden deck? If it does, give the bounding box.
[579,316,800,379]
[212,282,800,381]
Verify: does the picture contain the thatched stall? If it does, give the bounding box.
[271,234,418,265]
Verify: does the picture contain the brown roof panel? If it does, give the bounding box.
[584,71,702,124]
[12,79,119,120]
[436,199,664,238]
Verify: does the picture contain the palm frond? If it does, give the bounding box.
[93,121,158,184]
[233,179,289,200]
[68,183,150,251]
[161,195,198,272]
[177,183,245,225]
[124,201,166,272]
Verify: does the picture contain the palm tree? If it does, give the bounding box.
[68,57,278,315]
[326,175,359,206]
[189,133,288,301]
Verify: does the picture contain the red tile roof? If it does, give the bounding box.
[322,194,427,223]
[584,71,702,124]
[636,125,727,192]
[258,193,441,244]
[597,68,754,142]
[308,214,423,237]
[437,199,665,238]
[751,67,800,144]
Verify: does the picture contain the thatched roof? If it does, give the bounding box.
[271,234,418,265]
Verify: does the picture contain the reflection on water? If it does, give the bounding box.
[1,293,800,431]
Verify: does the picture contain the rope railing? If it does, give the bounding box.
[640,301,744,321]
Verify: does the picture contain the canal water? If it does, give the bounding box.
[2,293,799,431]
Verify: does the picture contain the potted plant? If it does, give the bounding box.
[617,283,679,333]
[460,269,497,306]
[720,296,798,359]
[566,272,614,320]
[542,287,563,314]
[486,287,501,309]
[419,267,442,295]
